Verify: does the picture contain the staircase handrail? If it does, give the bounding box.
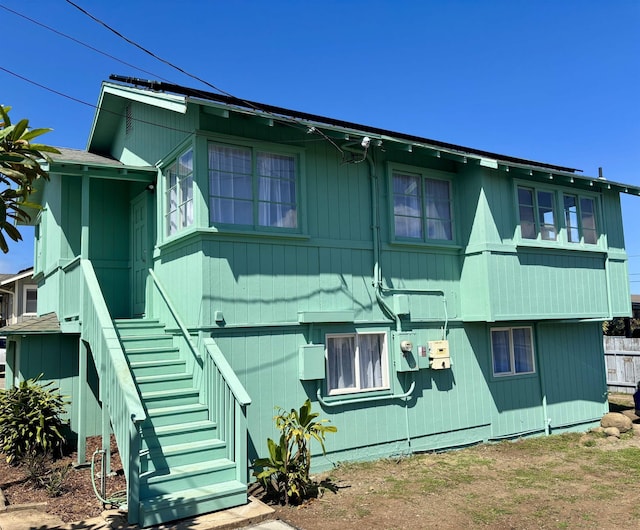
[148,268,202,361]
[80,260,147,423]
[202,338,252,406]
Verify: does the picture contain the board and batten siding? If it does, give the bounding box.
[15,334,102,439]
[213,324,492,467]
[538,322,609,428]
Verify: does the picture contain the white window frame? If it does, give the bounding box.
[562,193,598,245]
[22,285,37,316]
[392,168,454,243]
[325,331,389,395]
[517,185,557,241]
[490,326,536,377]
[164,147,194,237]
[208,141,299,231]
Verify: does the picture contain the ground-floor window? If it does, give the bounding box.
[326,332,388,394]
[491,326,535,376]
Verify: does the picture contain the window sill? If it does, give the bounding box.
[515,240,606,255]
[326,387,392,399]
[491,371,537,382]
[316,382,416,407]
[159,226,311,251]
[389,239,462,252]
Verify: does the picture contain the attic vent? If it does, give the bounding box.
[125,104,133,134]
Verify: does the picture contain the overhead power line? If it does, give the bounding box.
[0,66,193,136]
[62,0,347,159]
[63,0,234,98]
[0,66,332,147]
[0,3,168,82]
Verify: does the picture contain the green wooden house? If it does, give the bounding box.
[4,77,637,526]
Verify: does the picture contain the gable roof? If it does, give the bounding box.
[21,148,157,225]
[0,268,33,285]
[90,76,640,197]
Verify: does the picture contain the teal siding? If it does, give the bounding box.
[61,176,81,258]
[608,258,631,316]
[538,322,609,428]
[15,335,102,440]
[114,101,197,166]
[489,250,608,319]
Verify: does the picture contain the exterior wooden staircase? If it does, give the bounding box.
[114,318,248,527]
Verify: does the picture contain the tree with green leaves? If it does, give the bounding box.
[0,105,58,253]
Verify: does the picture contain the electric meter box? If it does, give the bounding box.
[417,345,430,369]
[298,344,326,380]
[428,340,451,370]
[392,332,418,372]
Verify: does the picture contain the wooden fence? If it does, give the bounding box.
[604,336,640,394]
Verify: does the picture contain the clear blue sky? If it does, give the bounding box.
[1,1,639,288]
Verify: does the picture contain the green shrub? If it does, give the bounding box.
[253,399,337,505]
[0,375,68,464]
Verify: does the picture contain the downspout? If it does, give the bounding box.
[342,143,401,332]
[601,200,614,322]
[342,144,448,337]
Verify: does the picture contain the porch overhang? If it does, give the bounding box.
[0,312,61,335]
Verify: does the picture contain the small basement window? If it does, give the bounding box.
[491,327,535,377]
[326,332,389,395]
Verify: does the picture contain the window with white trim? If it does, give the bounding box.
[208,142,297,229]
[393,171,453,241]
[491,327,535,377]
[165,148,194,236]
[563,194,597,244]
[518,186,556,241]
[326,332,388,395]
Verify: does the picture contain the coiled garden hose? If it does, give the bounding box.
[90,449,127,508]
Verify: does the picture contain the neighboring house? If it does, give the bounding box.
[632,295,640,319]
[0,267,38,327]
[3,78,637,527]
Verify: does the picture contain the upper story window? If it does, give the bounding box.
[326,332,389,395]
[563,194,597,244]
[518,186,556,241]
[491,326,535,377]
[393,170,453,241]
[208,142,297,229]
[165,148,194,236]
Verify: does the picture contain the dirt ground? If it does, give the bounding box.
[0,435,126,523]
[1,395,639,529]
[272,393,640,529]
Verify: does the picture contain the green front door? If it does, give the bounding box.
[131,192,149,317]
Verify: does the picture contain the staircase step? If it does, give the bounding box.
[137,480,247,528]
[146,403,209,427]
[141,387,201,408]
[119,334,175,349]
[114,319,165,336]
[141,420,216,450]
[114,318,161,326]
[140,459,237,496]
[129,358,187,377]
[125,345,181,362]
[135,372,193,392]
[140,438,227,473]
